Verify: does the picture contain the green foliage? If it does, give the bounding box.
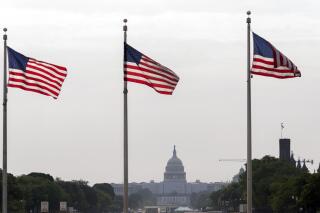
[0,170,24,212]
[93,183,116,212]
[299,173,320,211]
[17,174,68,212]
[210,182,242,211]
[0,171,117,213]
[93,183,115,200]
[210,156,320,212]
[190,191,211,210]
[111,195,123,212]
[27,172,54,182]
[128,188,156,210]
[250,156,302,211]
[57,180,99,212]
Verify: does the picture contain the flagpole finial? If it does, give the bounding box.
[246,11,251,24]
[3,28,7,40]
[123,19,128,32]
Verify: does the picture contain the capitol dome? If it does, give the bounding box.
[164,145,186,182]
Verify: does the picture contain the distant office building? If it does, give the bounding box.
[111,146,226,207]
[112,182,142,195]
[279,138,291,161]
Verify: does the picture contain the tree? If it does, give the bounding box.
[93,183,115,199]
[17,173,67,212]
[128,189,156,210]
[209,156,319,212]
[93,183,115,213]
[270,175,306,212]
[28,172,54,182]
[1,170,124,213]
[190,191,211,210]
[57,180,90,212]
[210,189,224,210]
[0,170,24,213]
[129,193,143,209]
[299,173,320,212]
[110,195,123,212]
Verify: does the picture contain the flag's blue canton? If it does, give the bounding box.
[7,47,28,71]
[125,44,142,64]
[251,32,300,79]
[124,43,179,95]
[7,47,68,98]
[253,33,273,58]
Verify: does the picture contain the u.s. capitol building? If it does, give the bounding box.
[111,146,225,206]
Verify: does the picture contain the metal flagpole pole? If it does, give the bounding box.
[246,11,252,213]
[123,19,129,213]
[2,27,8,213]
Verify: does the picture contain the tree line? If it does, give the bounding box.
[209,156,320,213]
[0,171,122,213]
[3,156,320,213]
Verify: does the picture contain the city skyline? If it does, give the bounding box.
[1,0,320,185]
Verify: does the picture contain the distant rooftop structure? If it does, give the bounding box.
[279,138,291,161]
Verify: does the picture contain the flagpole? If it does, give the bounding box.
[246,11,252,213]
[123,19,129,213]
[2,27,8,213]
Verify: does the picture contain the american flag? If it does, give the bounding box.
[124,43,179,95]
[251,32,301,79]
[7,47,67,99]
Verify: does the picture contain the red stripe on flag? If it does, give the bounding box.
[252,65,296,74]
[8,84,56,98]
[8,78,59,96]
[125,77,174,89]
[29,60,67,76]
[124,77,175,95]
[9,72,61,91]
[26,65,65,82]
[17,70,63,87]
[139,61,178,79]
[125,71,178,86]
[29,58,67,71]
[251,71,296,79]
[125,65,178,82]
[252,58,274,65]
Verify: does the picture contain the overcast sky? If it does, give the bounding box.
[0,0,320,185]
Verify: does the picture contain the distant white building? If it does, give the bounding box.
[111,146,226,206]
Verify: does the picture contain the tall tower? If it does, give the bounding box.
[279,138,290,161]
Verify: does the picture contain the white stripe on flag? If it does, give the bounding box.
[251,68,296,77]
[8,81,58,98]
[125,74,175,89]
